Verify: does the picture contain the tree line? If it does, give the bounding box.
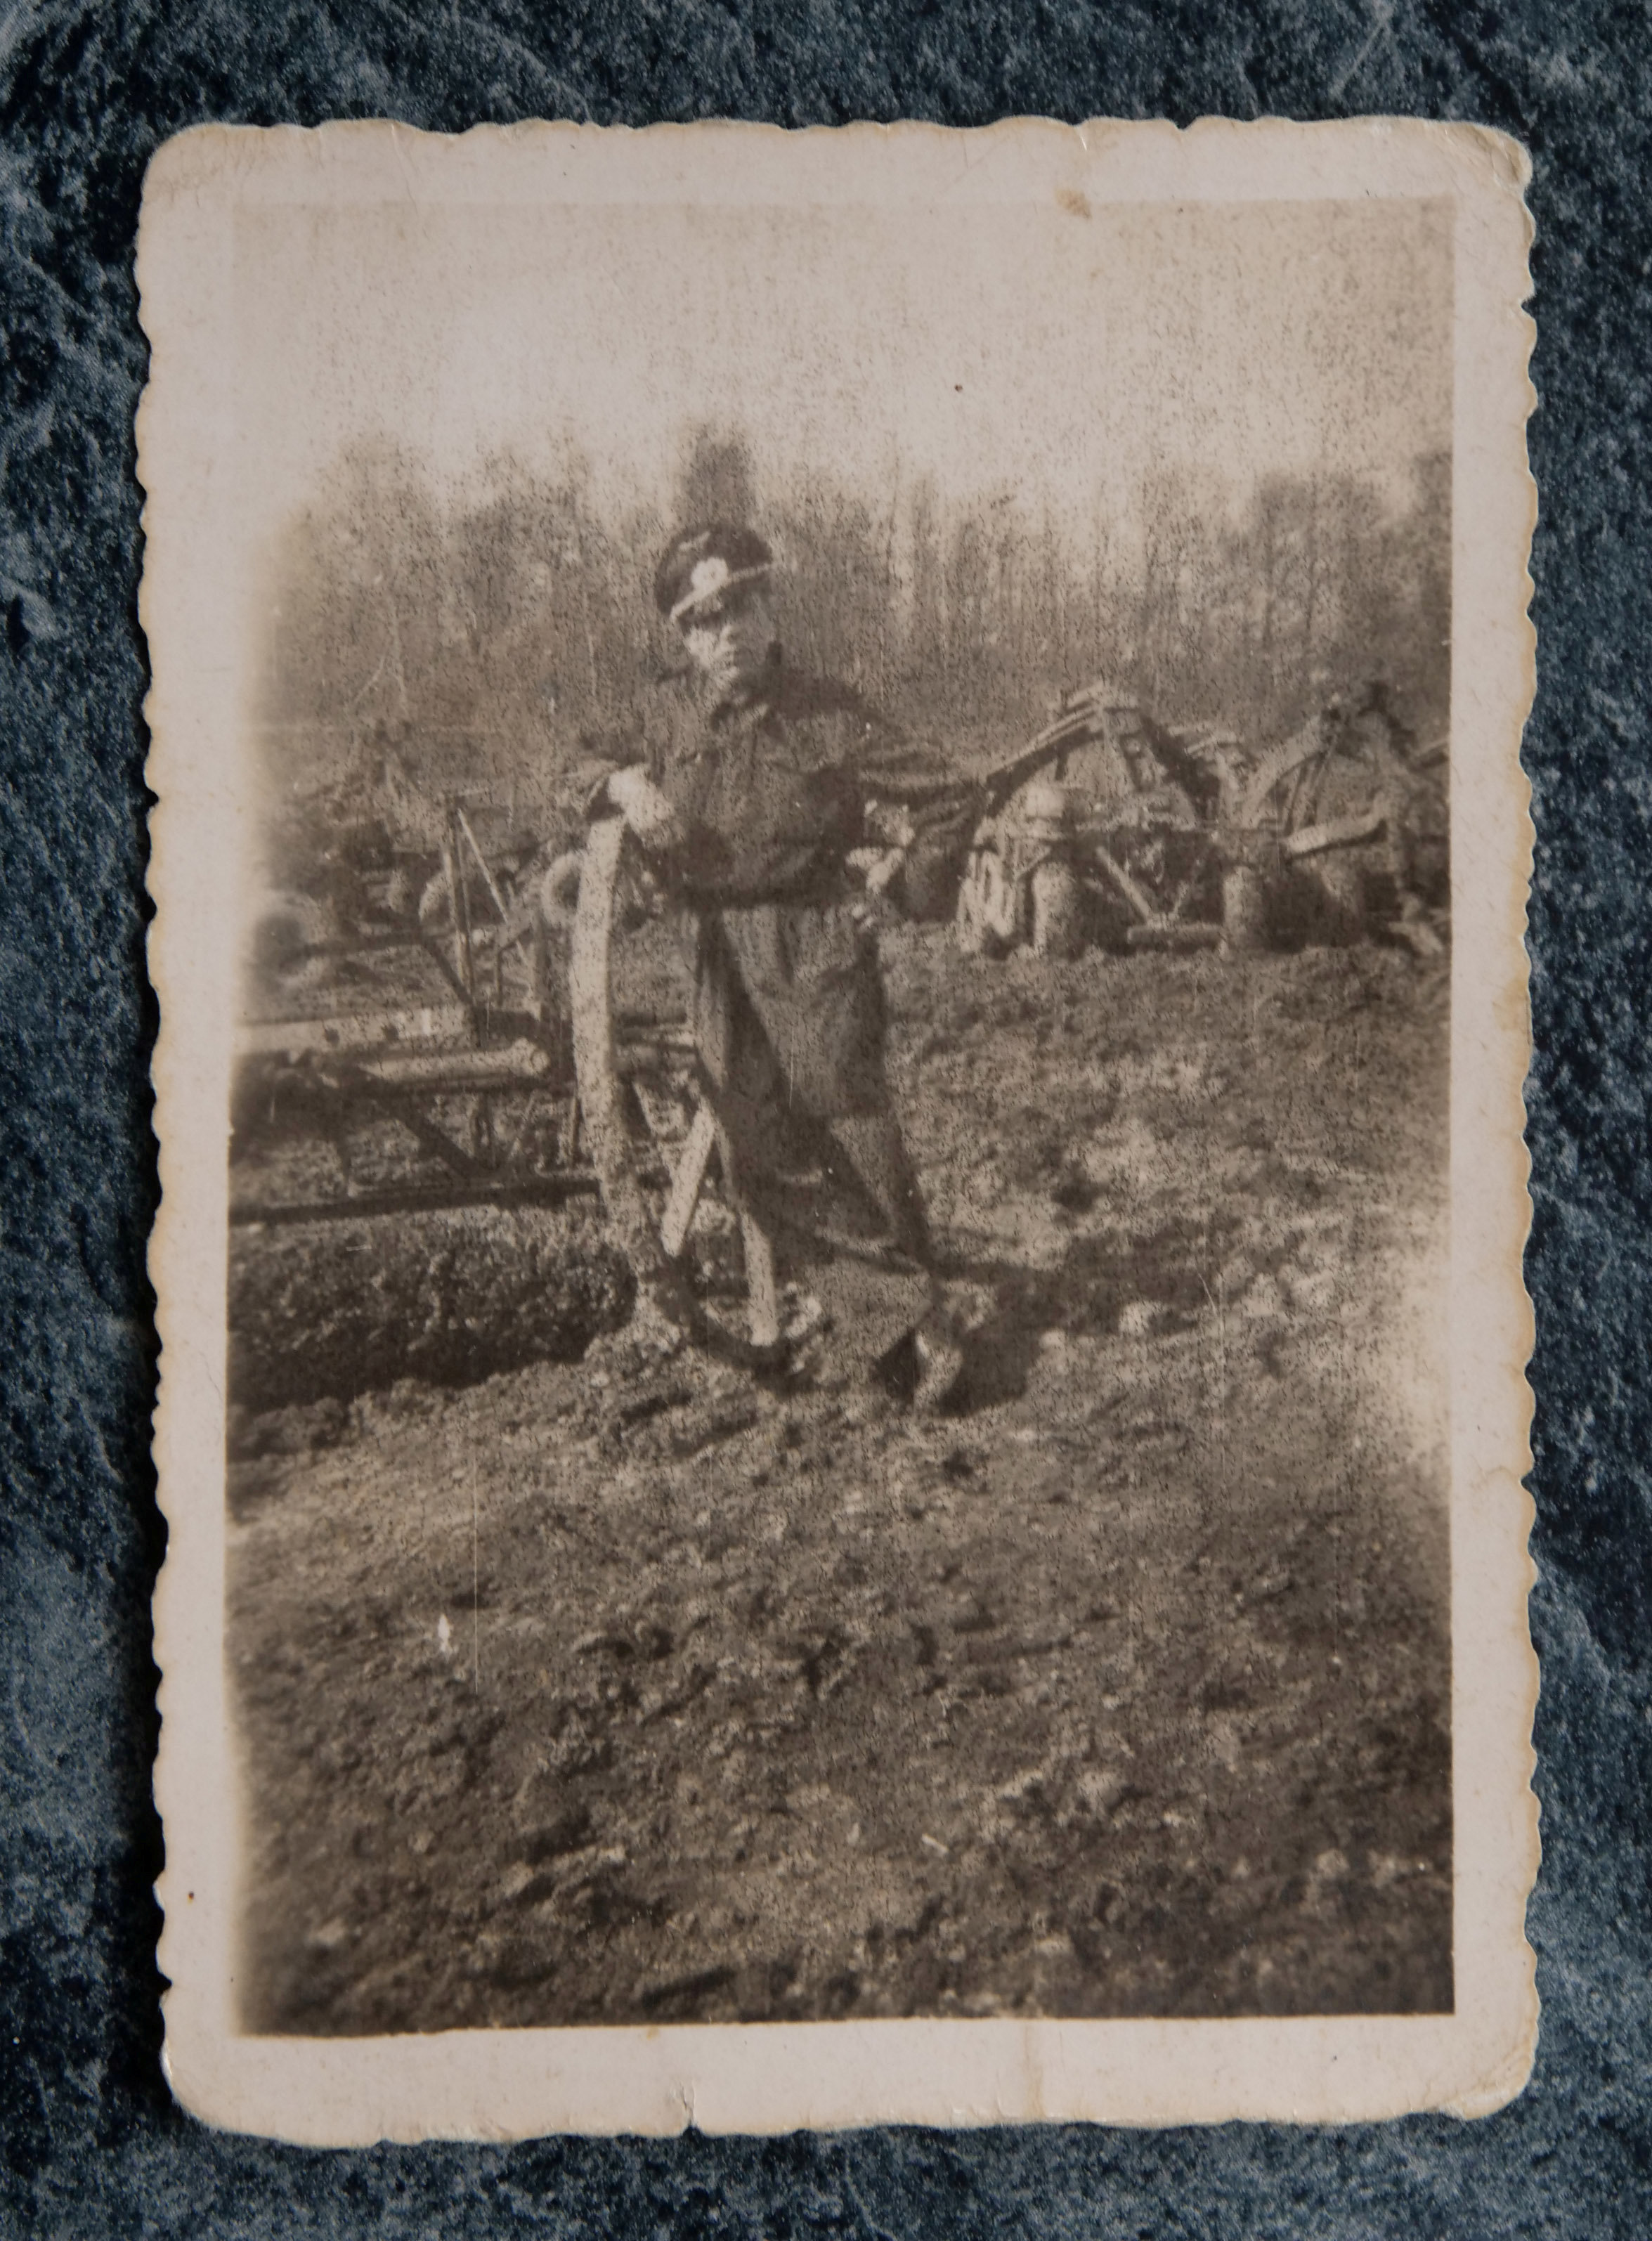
[258,426,1450,821]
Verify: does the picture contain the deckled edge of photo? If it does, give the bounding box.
[140,112,1538,2143]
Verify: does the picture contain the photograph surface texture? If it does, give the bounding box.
[139,117,1536,2141]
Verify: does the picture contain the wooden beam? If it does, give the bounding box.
[1089,840,1159,926]
[238,1003,474,1061]
[229,1171,601,1227]
[661,1100,718,1261]
[1281,808,1388,860]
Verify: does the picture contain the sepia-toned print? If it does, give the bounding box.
[142,120,1536,2139]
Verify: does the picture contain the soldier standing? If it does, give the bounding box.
[594,522,970,1405]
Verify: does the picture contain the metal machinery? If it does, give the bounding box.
[233,787,597,1229]
[233,683,1446,1370]
[954,680,1448,961]
[233,769,800,1365]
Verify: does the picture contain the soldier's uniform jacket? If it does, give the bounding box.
[604,654,971,1124]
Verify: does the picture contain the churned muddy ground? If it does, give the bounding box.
[227,929,1452,2032]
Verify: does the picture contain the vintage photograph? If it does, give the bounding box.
[142,121,1535,2136]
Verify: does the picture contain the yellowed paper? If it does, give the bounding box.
[141,117,1536,2141]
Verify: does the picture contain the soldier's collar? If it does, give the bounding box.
[706,649,781,724]
[712,689,772,726]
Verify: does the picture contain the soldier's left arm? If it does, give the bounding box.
[847,711,979,922]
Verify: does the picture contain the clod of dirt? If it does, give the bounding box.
[228,1394,349,1459]
[1241,1273,1290,1323]
[517,1805,595,1864]
[231,935,1455,2033]
[1214,1251,1257,1303]
[228,1204,635,1410]
[668,1394,762,1459]
[1281,1264,1339,1313]
[581,1312,687,1383]
[356,1378,443,1428]
[1074,1768,1129,1820]
[1051,1168,1101,1214]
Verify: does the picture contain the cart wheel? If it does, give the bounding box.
[538,850,585,928]
[570,817,783,1367]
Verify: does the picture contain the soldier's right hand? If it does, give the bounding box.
[606,767,688,859]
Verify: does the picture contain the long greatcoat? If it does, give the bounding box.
[596,654,972,1349]
[604,655,968,1115]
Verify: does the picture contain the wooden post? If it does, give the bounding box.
[441,803,476,1013]
[1314,852,1367,947]
[1221,865,1269,955]
[661,1101,718,1261]
[1030,859,1084,958]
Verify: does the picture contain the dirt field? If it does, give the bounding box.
[227,928,1452,2032]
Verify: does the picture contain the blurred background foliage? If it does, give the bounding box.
[259,421,1450,820]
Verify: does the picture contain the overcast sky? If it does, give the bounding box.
[234,193,1451,552]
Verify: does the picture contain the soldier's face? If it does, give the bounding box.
[682,587,774,691]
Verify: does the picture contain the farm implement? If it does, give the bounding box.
[232,780,805,1369]
[231,680,1446,1391]
[234,788,601,1229]
[954,680,1448,962]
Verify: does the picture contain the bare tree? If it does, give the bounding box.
[259,436,1453,810]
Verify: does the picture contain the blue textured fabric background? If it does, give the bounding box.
[1,4,1645,2231]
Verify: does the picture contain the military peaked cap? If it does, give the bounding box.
[653,523,774,624]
